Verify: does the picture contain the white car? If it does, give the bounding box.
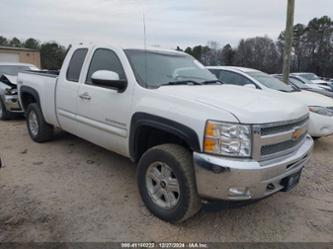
[208,66,333,138]
[17,44,313,222]
[289,74,331,91]
[0,63,39,120]
[292,73,332,92]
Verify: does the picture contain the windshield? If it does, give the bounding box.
[124,49,216,88]
[295,75,317,85]
[289,77,310,89]
[299,73,320,81]
[248,71,294,92]
[0,65,34,76]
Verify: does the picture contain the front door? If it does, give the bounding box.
[76,48,132,156]
[56,48,88,135]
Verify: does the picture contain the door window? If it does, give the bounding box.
[217,70,254,86]
[66,48,88,82]
[86,49,126,85]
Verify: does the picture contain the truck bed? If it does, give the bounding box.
[18,71,59,127]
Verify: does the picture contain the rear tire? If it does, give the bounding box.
[0,98,11,120]
[26,103,53,142]
[137,144,201,223]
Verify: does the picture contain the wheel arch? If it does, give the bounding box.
[129,112,201,162]
[20,86,41,112]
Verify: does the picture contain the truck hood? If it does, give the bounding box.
[156,85,308,124]
[0,74,17,87]
[288,90,333,107]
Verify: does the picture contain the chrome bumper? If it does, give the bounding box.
[3,95,23,113]
[193,135,314,201]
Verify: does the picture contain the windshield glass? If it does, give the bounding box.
[289,77,310,89]
[0,65,33,76]
[299,73,320,81]
[295,75,317,85]
[248,71,294,92]
[124,49,216,88]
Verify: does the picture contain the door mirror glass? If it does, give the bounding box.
[91,70,127,91]
[243,84,257,89]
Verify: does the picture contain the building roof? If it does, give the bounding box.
[0,46,39,52]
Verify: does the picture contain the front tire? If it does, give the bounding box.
[137,144,201,223]
[26,103,54,142]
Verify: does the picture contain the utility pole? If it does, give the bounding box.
[282,0,295,83]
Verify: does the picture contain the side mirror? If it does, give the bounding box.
[243,84,257,89]
[91,70,127,92]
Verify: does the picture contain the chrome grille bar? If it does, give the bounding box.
[252,114,309,162]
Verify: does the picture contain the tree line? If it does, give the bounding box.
[1,16,332,77]
[181,16,333,78]
[0,36,67,70]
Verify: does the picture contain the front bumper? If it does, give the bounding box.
[3,95,23,113]
[309,112,333,137]
[193,135,313,201]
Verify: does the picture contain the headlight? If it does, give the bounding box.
[4,88,17,95]
[204,121,252,157]
[309,106,333,117]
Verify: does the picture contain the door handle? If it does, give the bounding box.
[79,92,91,100]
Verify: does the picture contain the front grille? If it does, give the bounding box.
[260,116,308,136]
[253,115,309,161]
[261,133,306,156]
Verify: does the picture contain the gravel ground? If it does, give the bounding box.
[0,119,332,242]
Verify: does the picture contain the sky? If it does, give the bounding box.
[0,0,332,49]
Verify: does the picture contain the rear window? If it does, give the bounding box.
[66,48,88,82]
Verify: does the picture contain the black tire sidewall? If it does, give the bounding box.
[0,98,9,120]
[137,147,191,223]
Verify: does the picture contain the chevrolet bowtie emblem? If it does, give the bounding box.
[292,127,304,140]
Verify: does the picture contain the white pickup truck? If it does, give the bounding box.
[18,44,313,223]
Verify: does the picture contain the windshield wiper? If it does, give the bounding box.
[160,80,203,87]
[201,80,224,85]
[279,89,293,93]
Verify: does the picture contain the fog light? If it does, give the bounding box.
[228,187,250,197]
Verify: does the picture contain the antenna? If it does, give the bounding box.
[143,14,148,88]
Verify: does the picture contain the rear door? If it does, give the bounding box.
[56,47,88,135]
[76,47,132,156]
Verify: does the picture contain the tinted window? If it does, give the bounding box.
[86,49,126,84]
[66,48,88,82]
[214,70,254,86]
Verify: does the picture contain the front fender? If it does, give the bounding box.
[129,112,201,161]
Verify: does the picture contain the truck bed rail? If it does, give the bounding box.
[23,70,59,78]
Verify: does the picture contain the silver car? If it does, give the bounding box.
[0,63,39,120]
